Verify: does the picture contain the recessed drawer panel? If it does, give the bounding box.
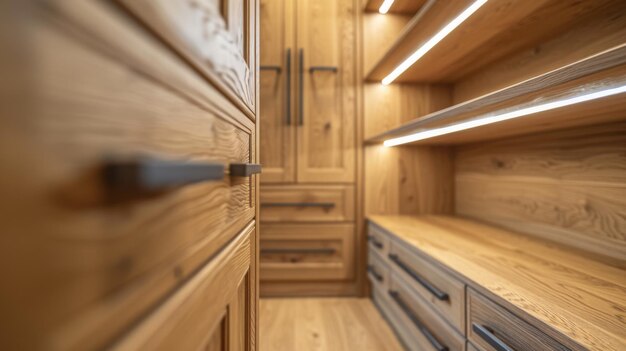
[368,248,390,292]
[389,241,465,333]
[260,185,355,222]
[368,222,391,258]
[260,224,354,281]
[388,272,465,351]
[467,289,569,351]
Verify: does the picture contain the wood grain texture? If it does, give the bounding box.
[362,13,412,75]
[260,184,355,222]
[260,223,355,281]
[363,0,426,14]
[259,298,404,351]
[368,215,626,351]
[455,122,626,264]
[118,0,258,117]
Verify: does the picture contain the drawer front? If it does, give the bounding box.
[113,225,254,350]
[260,223,355,281]
[368,248,390,293]
[389,241,465,333]
[467,342,483,351]
[260,185,355,222]
[118,0,258,116]
[0,3,257,350]
[467,289,569,351]
[387,272,465,351]
[368,223,391,258]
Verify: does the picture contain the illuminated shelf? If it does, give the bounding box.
[365,0,615,83]
[365,44,626,145]
[363,0,427,15]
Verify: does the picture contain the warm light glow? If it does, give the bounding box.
[383,84,626,147]
[382,0,488,85]
[379,0,395,14]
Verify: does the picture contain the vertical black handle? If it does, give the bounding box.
[472,324,514,351]
[388,254,449,301]
[285,48,291,125]
[298,48,304,126]
[389,291,448,351]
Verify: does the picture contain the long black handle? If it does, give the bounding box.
[260,65,281,72]
[309,66,338,73]
[388,254,449,301]
[229,163,262,177]
[104,158,224,192]
[261,248,336,255]
[298,48,304,126]
[260,202,335,208]
[368,235,384,249]
[389,291,448,351]
[285,48,291,125]
[472,324,514,351]
[367,265,383,282]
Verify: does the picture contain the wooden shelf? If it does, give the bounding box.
[365,44,626,145]
[363,0,427,15]
[365,0,620,83]
[368,214,626,351]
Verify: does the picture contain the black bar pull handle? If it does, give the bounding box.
[309,66,338,73]
[260,202,335,208]
[298,48,304,126]
[229,163,262,177]
[389,291,448,351]
[368,235,384,249]
[388,254,449,301]
[261,247,336,255]
[367,265,383,282]
[285,48,291,125]
[260,65,281,72]
[472,324,514,351]
[104,157,224,192]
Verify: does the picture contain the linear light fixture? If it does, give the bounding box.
[379,0,395,14]
[383,84,626,147]
[381,0,488,85]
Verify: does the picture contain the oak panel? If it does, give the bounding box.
[260,185,355,222]
[363,0,427,15]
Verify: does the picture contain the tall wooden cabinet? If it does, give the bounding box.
[0,0,259,350]
[259,0,359,295]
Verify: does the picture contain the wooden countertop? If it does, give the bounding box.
[368,215,626,351]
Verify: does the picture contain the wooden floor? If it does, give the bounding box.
[259,298,404,351]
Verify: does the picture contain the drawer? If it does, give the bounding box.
[467,341,483,351]
[389,241,465,333]
[112,225,254,350]
[0,6,258,349]
[387,272,465,351]
[368,248,390,293]
[467,289,569,351]
[368,222,391,258]
[260,185,355,222]
[119,0,259,115]
[260,223,355,281]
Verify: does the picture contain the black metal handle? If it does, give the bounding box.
[472,324,514,351]
[104,158,224,192]
[368,265,383,282]
[260,65,281,72]
[260,202,335,208]
[388,254,449,301]
[285,48,291,125]
[229,163,262,177]
[389,291,448,351]
[298,48,304,126]
[368,235,384,249]
[309,66,338,73]
[261,248,336,255]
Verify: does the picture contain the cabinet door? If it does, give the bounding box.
[296,0,356,183]
[259,0,296,183]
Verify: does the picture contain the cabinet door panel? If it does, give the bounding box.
[296,0,356,183]
[259,0,296,183]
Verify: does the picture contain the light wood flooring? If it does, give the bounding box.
[259,298,404,351]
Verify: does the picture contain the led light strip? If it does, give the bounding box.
[382,0,488,85]
[383,84,626,147]
[379,0,395,14]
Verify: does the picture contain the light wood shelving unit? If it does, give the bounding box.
[362,0,427,15]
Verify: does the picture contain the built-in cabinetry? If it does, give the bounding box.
[0,0,259,349]
[259,0,359,296]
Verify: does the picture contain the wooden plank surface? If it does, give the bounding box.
[259,298,404,351]
[368,215,626,351]
[363,0,427,14]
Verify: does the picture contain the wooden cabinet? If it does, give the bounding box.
[0,0,259,350]
[260,0,356,184]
